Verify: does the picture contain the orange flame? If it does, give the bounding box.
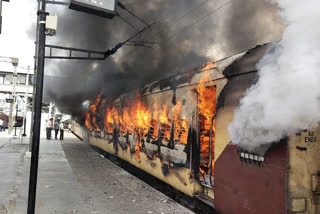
[105,106,114,133]
[85,111,94,131]
[172,100,188,144]
[197,62,217,178]
[159,104,171,141]
[152,101,159,121]
[120,107,132,133]
[130,100,151,130]
[197,63,216,121]
[85,94,102,131]
[160,104,170,125]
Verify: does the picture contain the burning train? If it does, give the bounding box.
[73,44,320,214]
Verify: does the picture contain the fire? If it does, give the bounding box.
[172,100,188,144]
[121,107,132,133]
[200,61,216,72]
[197,62,216,121]
[149,102,159,140]
[130,100,151,130]
[85,94,102,131]
[159,104,171,141]
[85,89,191,162]
[105,106,114,133]
[85,111,94,131]
[197,62,216,180]
[129,99,151,162]
[159,104,170,125]
[152,102,159,121]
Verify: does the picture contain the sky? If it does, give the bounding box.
[0,0,36,68]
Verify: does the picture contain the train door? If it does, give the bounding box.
[197,85,216,188]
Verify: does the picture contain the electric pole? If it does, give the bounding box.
[29,0,40,152]
[22,66,30,137]
[0,0,2,34]
[27,0,47,212]
[8,59,18,135]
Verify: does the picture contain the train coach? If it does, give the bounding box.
[73,44,320,214]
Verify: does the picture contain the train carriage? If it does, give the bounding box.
[73,43,320,214]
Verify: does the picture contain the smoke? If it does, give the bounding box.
[228,0,320,151]
[39,0,283,120]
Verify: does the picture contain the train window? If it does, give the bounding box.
[149,119,159,140]
[173,119,188,144]
[198,85,216,187]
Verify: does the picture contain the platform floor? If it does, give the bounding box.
[0,130,194,214]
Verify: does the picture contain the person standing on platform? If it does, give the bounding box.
[54,120,60,140]
[45,120,50,139]
[49,118,53,139]
[68,123,72,133]
[60,122,64,141]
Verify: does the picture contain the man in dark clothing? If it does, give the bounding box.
[54,121,60,140]
[59,122,64,140]
[47,119,53,140]
[46,120,50,139]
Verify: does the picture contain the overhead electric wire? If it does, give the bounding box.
[123,43,153,49]
[122,22,157,44]
[117,1,150,27]
[128,41,158,44]
[138,0,233,48]
[166,0,233,42]
[117,0,218,59]
[116,13,140,32]
[151,0,210,38]
[120,0,233,60]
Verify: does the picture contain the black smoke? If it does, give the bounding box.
[40,0,283,120]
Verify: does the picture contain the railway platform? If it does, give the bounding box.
[0,130,194,214]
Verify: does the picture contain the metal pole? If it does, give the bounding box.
[10,65,17,135]
[22,66,30,137]
[29,0,41,152]
[14,98,17,136]
[0,0,2,34]
[27,0,46,212]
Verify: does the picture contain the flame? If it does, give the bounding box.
[105,106,114,133]
[130,99,151,162]
[149,119,159,140]
[159,104,171,141]
[130,100,151,130]
[85,90,191,162]
[85,111,94,131]
[152,101,159,121]
[172,100,182,120]
[120,107,132,133]
[200,61,216,72]
[197,63,216,121]
[197,62,217,178]
[172,100,188,144]
[85,94,102,131]
[159,104,170,125]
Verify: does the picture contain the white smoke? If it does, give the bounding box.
[228,0,320,151]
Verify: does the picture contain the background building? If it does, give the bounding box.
[0,61,34,134]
